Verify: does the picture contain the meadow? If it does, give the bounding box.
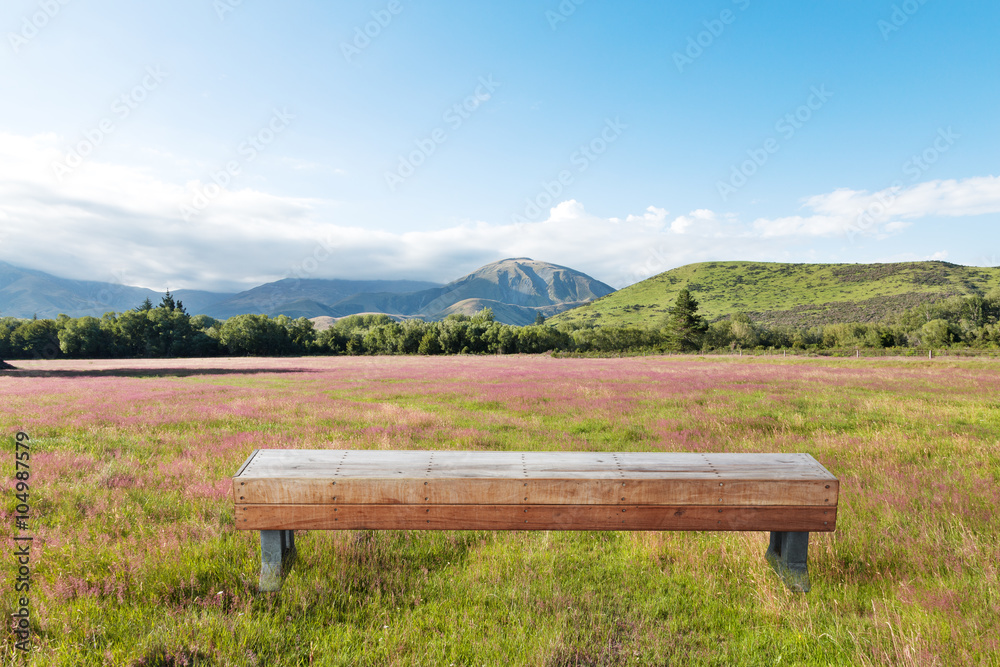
[1,354,998,666]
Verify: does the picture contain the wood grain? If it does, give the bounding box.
[236,450,837,481]
[232,450,840,508]
[234,477,838,507]
[235,503,837,532]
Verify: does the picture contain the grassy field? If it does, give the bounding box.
[549,261,1000,328]
[2,355,999,666]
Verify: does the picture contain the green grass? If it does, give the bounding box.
[2,355,999,665]
[550,260,1000,328]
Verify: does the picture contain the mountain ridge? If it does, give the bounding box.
[0,261,233,319]
[324,259,615,325]
[0,258,614,326]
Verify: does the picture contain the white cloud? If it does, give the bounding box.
[1,131,999,292]
[752,177,1000,239]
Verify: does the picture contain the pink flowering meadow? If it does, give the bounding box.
[1,355,998,664]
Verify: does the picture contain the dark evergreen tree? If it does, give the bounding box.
[662,289,708,352]
[160,291,176,311]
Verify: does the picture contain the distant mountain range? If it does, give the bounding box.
[203,278,442,320]
[0,258,615,326]
[0,261,232,320]
[6,258,997,331]
[550,261,1000,328]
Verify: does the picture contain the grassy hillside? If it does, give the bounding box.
[551,261,1000,329]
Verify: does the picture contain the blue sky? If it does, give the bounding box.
[1,0,998,292]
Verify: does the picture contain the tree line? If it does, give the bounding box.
[2,289,1000,363]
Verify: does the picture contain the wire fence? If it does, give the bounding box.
[556,347,1000,360]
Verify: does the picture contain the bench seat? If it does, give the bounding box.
[233,450,839,592]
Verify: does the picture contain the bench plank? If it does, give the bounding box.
[234,450,839,509]
[236,478,837,507]
[237,450,837,480]
[236,503,836,532]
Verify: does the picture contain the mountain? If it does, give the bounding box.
[327,258,615,324]
[0,258,611,325]
[203,278,441,319]
[0,261,233,319]
[549,261,1000,329]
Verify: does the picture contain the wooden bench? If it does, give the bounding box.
[233,450,839,593]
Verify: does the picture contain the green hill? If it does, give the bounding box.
[550,261,1000,329]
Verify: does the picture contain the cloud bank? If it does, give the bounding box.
[1,132,999,292]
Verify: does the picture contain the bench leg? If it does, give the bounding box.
[259,530,296,592]
[765,531,811,593]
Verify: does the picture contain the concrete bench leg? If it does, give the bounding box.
[260,530,296,592]
[765,531,810,593]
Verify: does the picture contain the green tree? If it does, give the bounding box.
[9,319,61,359]
[417,329,443,355]
[317,327,349,354]
[920,319,957,348]
[219,314,294,356]
[159,290,187,314]
[662,289,708,352]
[471,307,495,324]
[277,316,317,354]
[111,310,153,356]
[58,316,117,358]
[396,320,427,354]
[729,312,759,348]
[146,307,199,356]
[0,317,20,367]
